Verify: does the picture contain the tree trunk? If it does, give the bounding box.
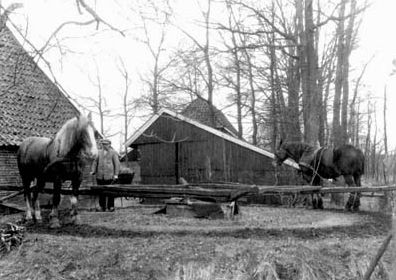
[228,13,243,139]
[269,43,278,152]
[332,0,346,146]
[302,0,320,145]
[286,44,302,142]
[245,52,258,145]
[365,101,372,175]
[340,0,357,144]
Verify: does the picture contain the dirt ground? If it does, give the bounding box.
[0,203,393,280]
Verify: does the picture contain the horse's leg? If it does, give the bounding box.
[315,179,324,210]
[317,192,324,209]
[351,174,362,211]
[49,180,62,229]
[22,177,34,223]
[69,179,81,225]
[31,178,45,223]
[311,176,322,210]
[311,193,318,209]
[344,175,358,211]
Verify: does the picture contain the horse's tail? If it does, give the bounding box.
[16,138,31,168]
[354,146,365,175]
[360,151,365,175]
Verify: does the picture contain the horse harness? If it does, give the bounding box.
[42,156,83,178]
[298,146,328,184]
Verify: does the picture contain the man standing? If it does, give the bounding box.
[91,139,120,211]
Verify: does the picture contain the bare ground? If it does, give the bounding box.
[0,204,392,280]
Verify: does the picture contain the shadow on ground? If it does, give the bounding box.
[20,208,391,241]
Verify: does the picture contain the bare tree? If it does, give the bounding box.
[218,2,244,139]
[175,0,215,109]
[295,0,320,145]
[136,1,172,114]
[332,0,365,146]
[77,63,110,135]
[117,59,135,161]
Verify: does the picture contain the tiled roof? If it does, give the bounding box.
[181,98,239,137]
[0,25,79,146]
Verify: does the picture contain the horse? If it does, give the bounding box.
[273,140,365,210]
[17,114,98,228]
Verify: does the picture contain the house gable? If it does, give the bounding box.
[0,25,79,146]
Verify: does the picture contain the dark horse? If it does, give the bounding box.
[274,141,365,210]
[17,114,98,228]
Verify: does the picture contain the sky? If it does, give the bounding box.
[351,0,396,150]
[3,0,396,152]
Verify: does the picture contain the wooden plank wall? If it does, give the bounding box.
[134,115,302,186]
[0,147,22,187]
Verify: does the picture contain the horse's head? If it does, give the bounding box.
[54,113,98,160]
[273,139,289,167]
[78,114,99,159]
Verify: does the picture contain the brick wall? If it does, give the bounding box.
[0,147,21,187]
[0,146,95,188]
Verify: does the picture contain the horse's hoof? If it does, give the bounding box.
[49,218,61,229]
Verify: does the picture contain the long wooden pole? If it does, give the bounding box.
[362,233,392,280]
[0,189,24,202]
[1,184,396,199]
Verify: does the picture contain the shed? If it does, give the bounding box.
[124,108,300,185]
[0,24,95,190]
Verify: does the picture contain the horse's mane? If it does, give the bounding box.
[282,141,317,161]
[53,115,89,157]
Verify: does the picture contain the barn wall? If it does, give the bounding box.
[177,133,298,185]
[140,143,176,184]
[0,147,21,186]
[133,114,301,185]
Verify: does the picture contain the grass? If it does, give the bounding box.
[0,205,392,280]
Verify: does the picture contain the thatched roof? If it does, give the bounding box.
[0,25,79,146]
[181,98,239,137]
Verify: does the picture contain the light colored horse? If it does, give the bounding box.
[17,114,98,228]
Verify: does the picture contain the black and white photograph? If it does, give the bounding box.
[0,0,396,279]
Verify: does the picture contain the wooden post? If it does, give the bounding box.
[362,233,392,280]
[222,139,229,181]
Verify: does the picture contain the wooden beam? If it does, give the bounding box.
[1,184,396,202]
[91,184,258,202]
[320,185,396,194]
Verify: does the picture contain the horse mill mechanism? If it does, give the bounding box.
[1,182,396,217]
[1,181,396,274]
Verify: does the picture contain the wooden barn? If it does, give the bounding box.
[0,25,95,192]
[124,103,300,186]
